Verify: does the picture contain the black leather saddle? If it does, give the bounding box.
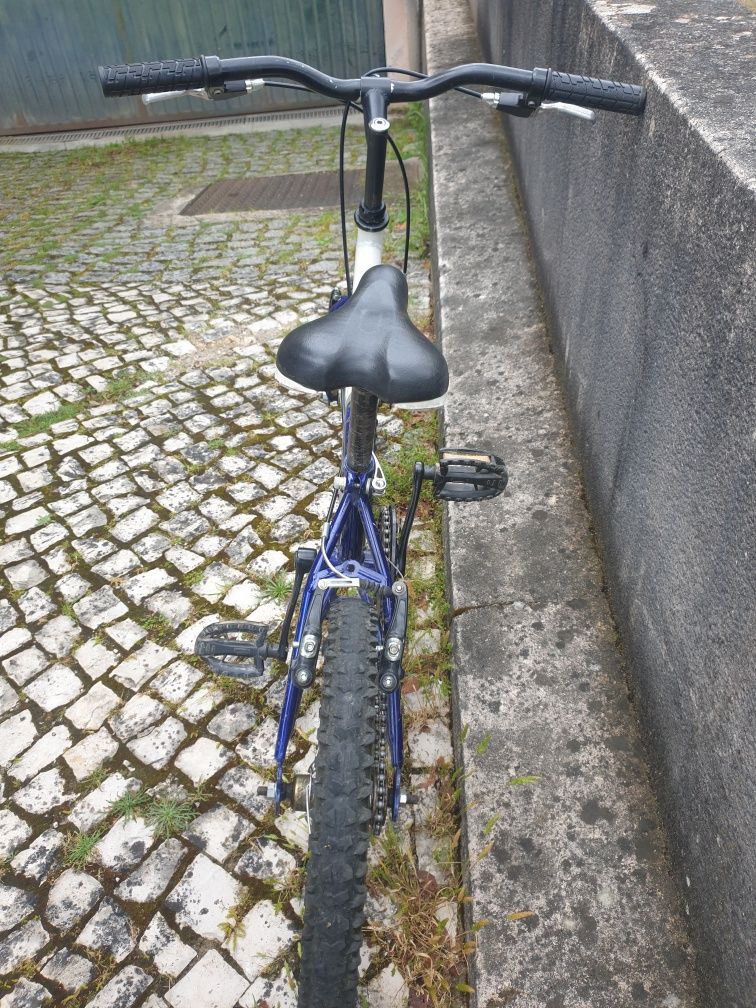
[276,265,449,405]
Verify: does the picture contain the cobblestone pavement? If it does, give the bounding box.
[0,123,455,1007]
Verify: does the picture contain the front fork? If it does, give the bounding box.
[271,479,405,818]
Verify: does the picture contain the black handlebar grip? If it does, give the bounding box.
[98,55,222,97]
[544,70,646,115]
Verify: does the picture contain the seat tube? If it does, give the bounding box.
[346,388,379,474]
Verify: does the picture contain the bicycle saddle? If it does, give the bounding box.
[275,265,449,407]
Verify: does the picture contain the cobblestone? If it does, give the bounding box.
[165,854,242,942]
[64,727,119,781]
[84,966,151,1008]
[94,817,156,872]
[224,900,296,982]
[9,726,72,783]
[13,769,74,814]
[76,898,135,962]
[45,870,103,932]
[39,949,95,992]
[138,914,196,978]
[0,117,436,1007]
[11,829,64,884]
[115,838,186,905]
[0,710,37,763]
[163,951,247,1008]
[0,979,50,1008]
[0,885,35,936]
[182,805,253,864]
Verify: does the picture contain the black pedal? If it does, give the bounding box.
[432,448,508,502]
[194,621,273,678]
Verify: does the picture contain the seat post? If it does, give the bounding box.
[346,388,379,474]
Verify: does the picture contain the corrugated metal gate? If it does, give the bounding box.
[0,0,386,135]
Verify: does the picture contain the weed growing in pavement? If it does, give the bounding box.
[59,951,120,1007]
[81,766,110,792]
[145,794,200,839]
[0,368,153,451]
[254,517,273,540]
[381,103,431,265]
[109,785,207,838]
[262,571,290,604]
[383,410,438,506]
[183,567,206,588]
[63,829,104,869]
[272,863,307,913]
[0,402,81,444]
[213,674,253,703]
[367,825,473,1006]
[93,369,152,403]
[139,612,173,642]
[110,789,150,821]
[13,959,38,980]
[219,886,255,947]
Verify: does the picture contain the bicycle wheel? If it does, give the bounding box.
[297,595,378,1008]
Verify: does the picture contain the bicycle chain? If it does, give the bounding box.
[371,506,394,835]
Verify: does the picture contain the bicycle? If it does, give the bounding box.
[99,52,645,1008]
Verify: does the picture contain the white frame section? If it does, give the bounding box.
[352,228,385,289]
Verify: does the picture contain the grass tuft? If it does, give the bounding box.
[144,795,199,838]
[140,612,173,642]
[367,826,470,1006]
[110,789,150,821]
[2,401,81,443]
[93,369,151,403]
[64,829,103,869]
[261,571,290,604]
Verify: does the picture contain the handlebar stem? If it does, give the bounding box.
[358,81,392,232]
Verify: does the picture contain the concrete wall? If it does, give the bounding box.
[383,0,422,70]
[467,1,756,1004]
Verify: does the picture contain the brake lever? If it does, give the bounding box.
[539,101,595,122]
[142,79,265,106]
[482,91,595,123]
[142,89,206,104]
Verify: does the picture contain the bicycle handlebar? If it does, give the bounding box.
[98,55,646,115]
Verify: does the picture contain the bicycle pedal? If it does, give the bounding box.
[432,447,508,502]
[194,621,272,678]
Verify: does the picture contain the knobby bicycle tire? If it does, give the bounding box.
[297,595,378,1008]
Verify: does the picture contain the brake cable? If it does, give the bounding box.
[263,66,478,296]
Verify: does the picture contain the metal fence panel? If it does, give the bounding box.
[0,0,385,134]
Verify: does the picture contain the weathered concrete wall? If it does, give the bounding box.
[467,1,756,1004]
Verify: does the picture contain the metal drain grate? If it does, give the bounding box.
[181,160,421,214]
[0,106,357,153]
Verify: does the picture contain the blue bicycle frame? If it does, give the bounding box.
[272,396,405,822]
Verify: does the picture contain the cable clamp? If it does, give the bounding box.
[372,456,387,495]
